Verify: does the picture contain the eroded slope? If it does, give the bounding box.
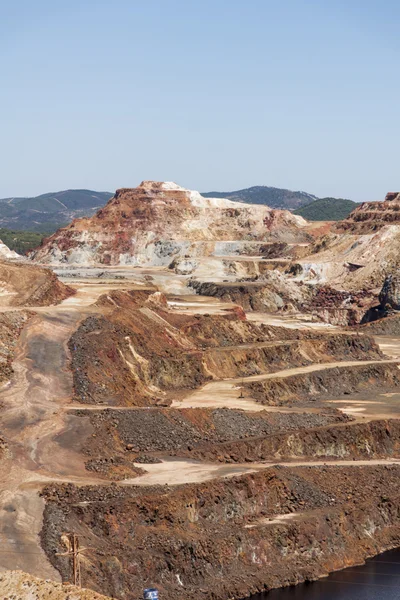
[31,181,310,265]
[41,465,400,600]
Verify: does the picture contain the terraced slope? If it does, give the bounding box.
[0,266,400,599]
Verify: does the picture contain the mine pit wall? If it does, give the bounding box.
[41,466,400,600]
[312,307,370,326]
[68,288,384,406]
[189,279,378,326]
[189,279,308,314]
[73,408,348,471]
[177,419,400,463]
[172,256,287,277]
[202,335,382,380]
[246,362,400,406]
[359,312,400,335]
[0,310,33,383]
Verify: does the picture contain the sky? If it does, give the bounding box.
[1,0,399,200]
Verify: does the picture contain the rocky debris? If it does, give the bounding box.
[303,285,375,325]
[190,277,377,324]
[180,418,400,463]
[0,310,32,383]
[189,271,311,313]
[134,454,163,464]
[360,312,400,335]
[30,181,310,266]
[260,241,289,258]
[0,570,112,599]
[40,465,400,600]
[247,362,400,406]
[68,290,383,406]
[85,457,145,480]
[0,260,74,307]
[307,286,370,309]
[379,273,400,310]
[74,407,348,463]
[0,436,8,460]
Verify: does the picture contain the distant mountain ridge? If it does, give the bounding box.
[202,185,358,220]
[0,189,112,232]
[202,186,317,210]
[0,186,356,234]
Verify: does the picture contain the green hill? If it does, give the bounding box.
[0,228,45,255]
[202,186,317,210]
[293,198,358,221]
[0,189,112,232]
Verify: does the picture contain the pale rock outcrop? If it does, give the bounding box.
[30,181,309,266]
[0,239,20,260]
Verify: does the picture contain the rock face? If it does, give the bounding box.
[337,192,400,234]
[30,181,309,265]
[385,192,400,202]
[189,273,311,313]
[0,310,32,385]
[291,192,400,293]
[379,274,400,310]
[41,465,400,600]
[291,224,400,294]
[68,288,386,413]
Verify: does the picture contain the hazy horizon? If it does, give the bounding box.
[0,183,364,202]
[1,0,399,201]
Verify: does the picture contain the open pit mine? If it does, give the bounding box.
[0,183,400,598]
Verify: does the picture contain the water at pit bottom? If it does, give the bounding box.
[247,548,400,599]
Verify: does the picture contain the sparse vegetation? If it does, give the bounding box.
[0,189,112,231]
[202,186,317,209]
[0,228,46,255]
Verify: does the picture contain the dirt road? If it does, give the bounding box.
[1,273,400,582]
[125,457,400,486]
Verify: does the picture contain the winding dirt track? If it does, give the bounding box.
[172,358,400,411]
[0,278,399,581]
[0,291,110,579]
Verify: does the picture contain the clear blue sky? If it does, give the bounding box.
[1,0,399,200]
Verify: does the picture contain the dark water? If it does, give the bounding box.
[248,549,400,600]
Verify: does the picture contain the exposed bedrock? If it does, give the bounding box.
[360,312,400,335]
[177,419,400,462]
[31,181,309,265]
[337,192,400,234]
[72,407,348,470]
[0,310,32,384]
[296,225,400,292]
[41,466,400,600]
[246,363,400,406]
[189,275,310,313]
[379,273,400,311]
[68,290,384,406]
[190,278,378,325]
